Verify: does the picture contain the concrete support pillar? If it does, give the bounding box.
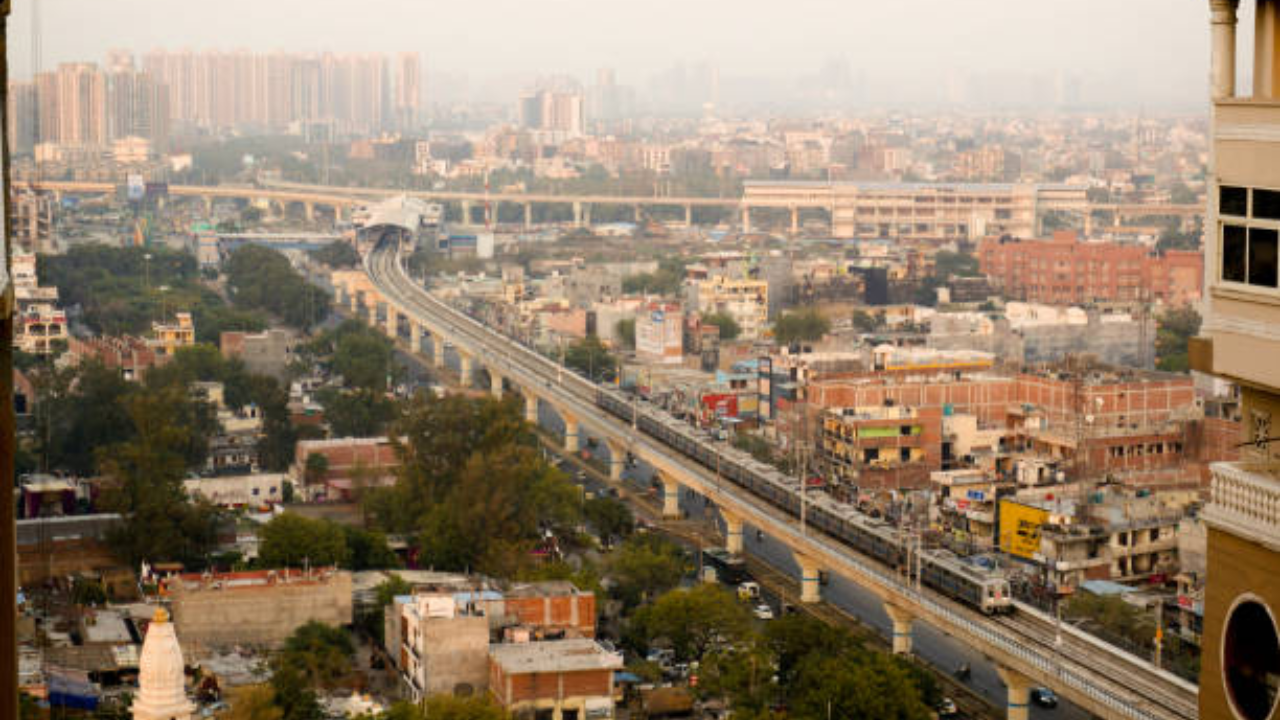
[386,307,398,339]
[489,369,503,399]
[796,554,823,604]
[997,667,1034,720]
[433,337,446,368]
[660,474,681,519]
[1211,0,1239,99]
[304,202,315,223]
[409,322,422,353]
[573,201,584,228]
[461,200,472,225]
[741,205,751,234]
[685,204,693,227]
[349,289,360,314]
[524,202,533,229]
[790,206,799,235]
[203,195,214,216]
[583,203,592,226]
[606,440,626,481]
[525,393,539,423]
[634,205,643,223]
[722,511,744,556]
[883,603,915,655]
[564,415,580,454]
[459,353,473,388]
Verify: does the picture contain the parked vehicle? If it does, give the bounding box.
[752,603,775,620]
[1031,687,1058,708]
[936,698,959,718]
[737,581,761,601]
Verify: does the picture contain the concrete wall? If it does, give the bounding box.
[422,616,490,695]
[171,571,353,648]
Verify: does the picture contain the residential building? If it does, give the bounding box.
[977,231,1203,306]
[635,303,683,364]
[686,276,769,341]
[68,335,161,381]
[148,312,194,358]
[488,640,623,720]
[1191,5,1280,720]
[183,473,289,508]
[821,405,943,489]
[220,329,298,380]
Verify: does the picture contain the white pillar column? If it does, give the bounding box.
[797,554,823,604]
[410,322,422,353]
[573,201,583,228]
[1211,0,1240,99]
[883,603,915,655]
[386,307,398,339]
[722,511,744,556]
[525,393,539,423]
[997,667,1034,720]
[489,369,503,399]
[741,205,751,233]
[564,415,580,453]
[660,474,681,519]
[524,202,533,229]
[433,337,446,368]
[606,440,626,481]
[459,353,473,388]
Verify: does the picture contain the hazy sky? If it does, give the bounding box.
[8,0,1218,106]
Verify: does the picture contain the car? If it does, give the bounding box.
[936,698,958,718]
[1031,687,1058,709]
[752,603,775,621]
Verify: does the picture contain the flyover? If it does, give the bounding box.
[350,230,1199,720]
[21,179,1201,238]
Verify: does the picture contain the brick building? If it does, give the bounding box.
[977,231,1202,305]
[293,437,400,500]
[167,568,353,648]
[488,639,622,720]
[68,335,161,381]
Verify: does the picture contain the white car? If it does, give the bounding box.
[752,604,775,620]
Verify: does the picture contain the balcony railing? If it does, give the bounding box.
[1205,460,1280,549]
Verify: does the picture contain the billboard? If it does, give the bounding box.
[126,174,145,202]
[998,500,1048,560]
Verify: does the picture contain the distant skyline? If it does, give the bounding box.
[8,0,1229,109]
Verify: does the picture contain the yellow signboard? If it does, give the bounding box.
[999,500,1049,559]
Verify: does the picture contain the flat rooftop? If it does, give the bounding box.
[489,639,623,675]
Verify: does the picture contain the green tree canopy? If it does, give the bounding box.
[1156,306,1202,372]
[615,317,637,349]
[773,308,830,345]
[257,513,350,568]
[608,534,689,610]
[309,241,361,268]
[303,320,399,393]
[226,245,331,330]
[363,394,582,579]
[382,695,510,720]
[933,250,981,279]
[563,334,617,381]
[584,496,634,547]
[622,257,687,296]
[629,584,755,661]
[701,312,741,341]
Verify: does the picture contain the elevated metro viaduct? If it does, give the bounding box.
[328,222,1199,720]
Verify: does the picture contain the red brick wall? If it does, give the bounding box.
[504,595,597,637]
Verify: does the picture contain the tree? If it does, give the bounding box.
[309,241,361,268]
[629,584,755,661]
[701,312,741,341]
[303,320,399,393]
[773,308,830,345]
[343,526,399,570]
[303,453,330,489]
[851,309,883,334]
[622,257,687,296]
[317,387,399,438]
[1156,306,1202,372]
[226,245,331,330]
[277,621,354,689]
[584,496,634,547]
[359,573,414,643]
[382,695,510,720]
[98,378,220,566]
[563,334,616,381]
[615,317,637,349]
[257,514,350,568]
[224,685,282,720]
[932,250,981,279]
[608,534,689,610]
[787,651,932,720]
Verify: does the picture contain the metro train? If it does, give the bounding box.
[596,387,1013,615]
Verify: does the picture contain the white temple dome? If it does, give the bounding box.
[133,607,194,720]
